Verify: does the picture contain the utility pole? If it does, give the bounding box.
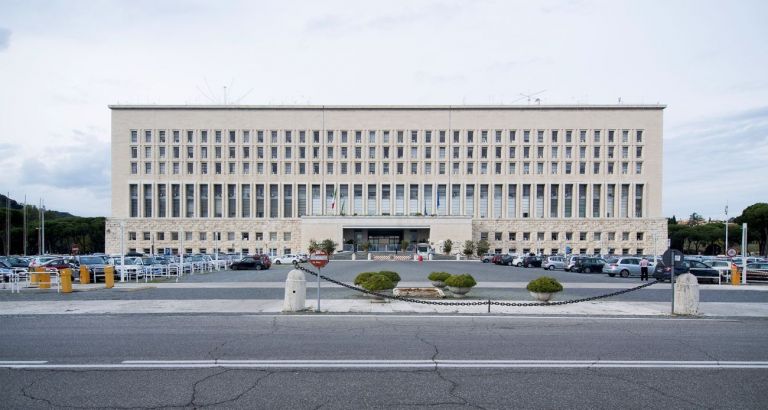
[23,195,27,255]
[5,193,9,256]
[724,204,729,256]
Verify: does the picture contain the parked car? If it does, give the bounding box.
[499,254,516,266]
[296,253,309,263]
[273,254,300,265]
[481,253,497,263]
[652,260,720,284]
[72,255,114,282]
[707,260,735,279]
[491,254,504,265]
[543,256,565,271]
[745,263,768,282]
[523,256,543,268]
[572,257,607,273]
[604,257,643,278]
[564,256,586,272]
[4,256,30,268]
[230,254,272,270]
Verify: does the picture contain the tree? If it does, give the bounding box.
[476,239,490,257]
[307,239,319,254]
[668,215,677,225]
[442,239,453,255]
[735,203,768,256]
[688,212,704,226]
[400,239,409,252]
[462,240,475,258]
[319,239,337,256]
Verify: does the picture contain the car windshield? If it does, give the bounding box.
[80,256,105,264]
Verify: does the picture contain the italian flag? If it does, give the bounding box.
[331,187,337,210]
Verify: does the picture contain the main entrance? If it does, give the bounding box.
[343,228,430,252]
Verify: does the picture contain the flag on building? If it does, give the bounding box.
[331,187,337,210]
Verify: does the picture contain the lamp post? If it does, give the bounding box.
[724,204,729,257]
[120,221,126,282]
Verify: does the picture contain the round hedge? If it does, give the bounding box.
[428,271,451,281]
[526,276,563,293]
[362,274,395,291]
[444,273,477,288]
[378,270,401,283]
[354,272,377,285]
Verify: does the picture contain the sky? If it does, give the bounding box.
[0,0,766,219]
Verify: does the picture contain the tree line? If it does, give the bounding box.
[669,203,768,256]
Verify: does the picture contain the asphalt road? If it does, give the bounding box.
[1,315,767,408]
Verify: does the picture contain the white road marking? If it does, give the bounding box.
[2,360,767,369]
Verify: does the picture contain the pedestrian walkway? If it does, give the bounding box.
[1,298,767,317]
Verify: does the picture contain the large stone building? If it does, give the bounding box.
[106,105,667,257]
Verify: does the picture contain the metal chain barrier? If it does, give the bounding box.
[293,261,659,307]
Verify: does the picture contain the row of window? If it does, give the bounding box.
[131,145,644,161]
[127,182,646,219]
[130,128,645,146]
[128,247,290,257]
[130,160,644,176]
[128,230,292,242]
[479,231,646,242]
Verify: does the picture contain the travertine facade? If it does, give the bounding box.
[106,105,667,256]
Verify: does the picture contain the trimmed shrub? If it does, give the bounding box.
[428,271,451,281]
[444,273,477,288]
[378,271,401,283]
[526,276,564,293]
[354,272,378,285]
[362,274,395,291]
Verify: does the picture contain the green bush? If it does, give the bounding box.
[526,277,564,293]
[428,271,451,281]
[378,271,401,283]
[445,274,477,288]
[362,274,395,291]
[354,272,378,285]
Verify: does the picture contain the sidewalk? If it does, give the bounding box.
[1,298,767,317]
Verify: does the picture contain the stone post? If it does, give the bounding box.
[673,273,699,315]
[283,269,307,312]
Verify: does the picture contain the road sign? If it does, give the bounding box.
[662,249,684,268]
[727,248,737,257]
[565,246,571,255]
[309,251,329,269]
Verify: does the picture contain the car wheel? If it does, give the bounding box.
[608,273,615,277]
[584,267,592,273]
[507,261,512,266]
[548,265,555,271]
[275,260,281,265]
[255,265,263,271]
[516,263,523,267]
[620,270,630,278]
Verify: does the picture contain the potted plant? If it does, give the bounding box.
[360,273,395,302]
[354,272,377,286]
[526,276,564,302]
[428,271,451,288]
[378,271,401,287]
[444,274,477,298]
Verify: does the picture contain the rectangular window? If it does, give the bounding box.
[606,184,615,218]
[635,184,643,217]
[185,184,194,218]
[199,184,209,218]
[550,184,559,218]
[129,184,138,217]
[255,184,265,218]
[564,184,573,218]
[354,184,363,215]
[157,184,168,218]
[536,184,545,218]
[227,184,237,218]
[409,184,419,214]
[507,184,517,218]
[578,184,587,218]
[396,184,405,215]
[326,184,335,214]
[424,184,433,215]
[171,184,180,218]
[143,184,152,217]
[298,185,307,217]
[620,184,629,218]
[465,184,474,217]
[242,184,251,218]
[592,184,601,218]
[437,184,447,216]
[367,184,377,215]
[269,184,279,218]
[213,184,223,218]
[521,184,530,218]
[381,184,391,215]
[493,184,502,218]
[447,184,458,216]
[284,184,293,218]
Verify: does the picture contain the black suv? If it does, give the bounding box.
[573,257,607,273]
[230,254,272,271]
[653,260,719,283]
[523,256,543,268]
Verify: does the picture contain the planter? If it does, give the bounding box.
[529,291,555,302]
[448,286,472,298]
[369,289,392,303]
[431,280,446,288]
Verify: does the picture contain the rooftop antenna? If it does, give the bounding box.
[511,89,546,104]
[618,97,622,104]
[223,86,227,105]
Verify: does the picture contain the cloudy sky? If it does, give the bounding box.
[0,0,766,219]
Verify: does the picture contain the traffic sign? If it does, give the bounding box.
[662,249,684,268]
[727,248,737,257]
[309,251,329,268]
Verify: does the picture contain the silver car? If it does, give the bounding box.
[604,257,644,278]
[543,256,565,270]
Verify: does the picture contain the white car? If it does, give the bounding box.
[272,254,300,265]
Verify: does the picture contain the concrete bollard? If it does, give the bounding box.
[283,269,307,312]
[673,273,699,315]
[414,254,419,261]
[367,253,372,261]
[352,253,356,261]
[428,253,433,261]
[456,254,460,261]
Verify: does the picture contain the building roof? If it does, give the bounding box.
[109,104,666,111]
